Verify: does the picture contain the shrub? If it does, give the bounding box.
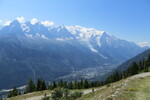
[42,94,50,100]
[51,88,63,100]
[107,84,111,87]
[42,96,50,100]
[50,88,83,100]
[68,91,83,100]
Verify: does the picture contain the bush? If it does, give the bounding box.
[42,94,50,100]
[68,91,83,100]
[50,88,82,100]
[107,84,110,87]
[51,88,63,100]
[42,96,50,100]
[63,88,69,99]
[106,97,113,100]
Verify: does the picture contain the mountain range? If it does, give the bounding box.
[0,19,148,90]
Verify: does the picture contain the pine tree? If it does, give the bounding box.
[80,79,84,89]
[84,79,89,89]
[63,81,68,88]
[146,54,150,68]
[73,80,78,89]
[35,78,46,91]
[77,82,81,89]
[52,81,57,90]
[41,80,47,90]
[36,78,42,91]
[130,62,139,75]
[26,78,35,93]
[68,81,73,89]
[58,80,64,88]
[8,87,19,98]
[139,61,143,70]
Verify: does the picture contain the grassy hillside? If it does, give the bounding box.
[6,72,150,100]
[78,72,150,100]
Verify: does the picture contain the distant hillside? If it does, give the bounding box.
[117,49,150,72]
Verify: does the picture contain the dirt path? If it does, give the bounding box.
[21,94,51,100]
[130,72,150,79]
[83,88,100,94]
[123,72,150,85]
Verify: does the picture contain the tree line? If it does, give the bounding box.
[7,78,103,98]
[48,79,104,90]
[7,78,46,98]
[105,54,150,84]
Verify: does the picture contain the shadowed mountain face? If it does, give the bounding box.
[116,49,150,73]
[0,20,147,89]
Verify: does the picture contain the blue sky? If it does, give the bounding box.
[0,0,150,46]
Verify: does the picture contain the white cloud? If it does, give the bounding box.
[4,21,11,26]
[16,17,25,23]
[0,20,2,23]
[139,42,149,47]
[30,18,38,25]
[41,21,54,27]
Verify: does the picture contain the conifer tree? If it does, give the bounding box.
[63,81,68,88]
[8,87,19,98]
[84,79,89,89]
[58,80,64,87]
[73,80,78,89]
[146,54,150,67]
[41,80,47,90]
[26,78,35,93]
[68,81,73,89]
[36,78,42,91]
[80,79,84,89]
[52,81,57,89]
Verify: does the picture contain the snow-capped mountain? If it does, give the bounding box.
[0,19,143,59]
[0,19,147,89]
